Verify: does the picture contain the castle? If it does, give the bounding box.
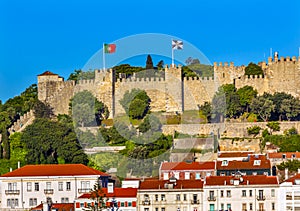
[37,54,300,118]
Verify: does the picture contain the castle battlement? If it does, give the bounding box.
[116,77,165,83]
[183,76,214,81]
[77,79,95,85]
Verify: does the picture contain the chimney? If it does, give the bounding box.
[18,161,20,169]
[285,168,289,180]
[298,169,300,174]
[10,168,12,172]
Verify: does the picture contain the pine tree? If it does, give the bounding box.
[146,55,153,69]
[2,130,10,159]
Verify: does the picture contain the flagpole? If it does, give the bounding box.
[103,43,106,70]
[171,39,174,67]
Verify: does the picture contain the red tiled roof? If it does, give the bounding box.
[1,164,110,177]
[38,71,58,76]
[31,203,74,211]
[139,179,204,189]
[285,173,300,184]
[217,155,270,170]
[205,175,278,186]
[268,152,300,159]
[160,161,215,171]
[78,188,138,198]
[218,151,253,158]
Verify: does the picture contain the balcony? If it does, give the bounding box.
[44,189,54,194]
[207,196,216,201]
[142,200,151,205]
[78,188,92,193]
[256,196,266,201]
[191,199,200,204]
[257,209,265,211]
[5,190,20,195]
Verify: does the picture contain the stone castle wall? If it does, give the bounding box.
[37,55,300,117]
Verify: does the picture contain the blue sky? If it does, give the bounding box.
[0,0,300,102]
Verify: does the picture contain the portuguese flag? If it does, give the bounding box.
[104,43,116,53]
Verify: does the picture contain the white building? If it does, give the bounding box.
[138,178,204,211]
[204,174,279,211]
[0,164,111,211]
[279,173,300,211]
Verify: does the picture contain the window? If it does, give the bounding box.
[220,190,224,197]
[227,204,231,210]
[128,202,132,207]
[155,208,158,211]
[81,181,90,189]
[195,173,201,179]
[242,190,246,197]
[221,160,228,166]
[183,194,187,201]
[249,203,253,210]
[253,160,261,166]
[46,182,51,189]
[272,202,275,210]
[176,194,180,201]
[34,183,39,191]
[221,203,224,210]
[249,190,253,197]
[220,172,225,176]
[144,208,149,211]
[66,182,71,191]
[226,190,231,197]
[155,194,158,201]
[29,198,37,206]
[185,172,190,180]
[7,198,18,208]
[161,194,166,201]
[61,198,69,203]
[161,208,165,211]
[27,182,32,192]
[271,189,275,197]
[163,173,169,180]
[282,154,286,159]
[121,202,124,207]
[58,182,63,191]
[174,172,180,179]
[8,182,17,190]
[242,203,246,211]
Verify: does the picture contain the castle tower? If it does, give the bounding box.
[164,64,183,113]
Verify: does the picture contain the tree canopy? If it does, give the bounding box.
[245,62,264,75]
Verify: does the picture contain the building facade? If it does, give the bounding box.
[0,164,111,211]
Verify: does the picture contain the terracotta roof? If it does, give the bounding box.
[78,188,138,198]
[160,161,215,171]
[218,151,253,158]
[38,71,58,76]
[31,203,74,211]
[139,179,204,189]
[285,173,300,184]
[268,152,300,159]
[217,155,270,170]
[1,164,110,177]
[205,175,278,186]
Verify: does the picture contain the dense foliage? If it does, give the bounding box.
[68,69,95,82]
[245,62,264,75]
[119,89,151,119]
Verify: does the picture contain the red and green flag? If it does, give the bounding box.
[104,43,116,53]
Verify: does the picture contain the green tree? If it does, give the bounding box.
[199,102,212,123]
[70,90,109,126]
[280,98,300,121]
[245,62,264,75]
[21,118,88,165]
[247,126,261,137]
[156,60,164,70]
[68,69,95,82]
[1,129,10,159]
[146,55,154,69]
[9,132,27,163]
[119,89,151,119]
[237,86,258,112]
[250,96,275,121]
[33,100,53,119]
[266,122,280,135]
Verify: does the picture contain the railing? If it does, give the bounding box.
[207,196,216,201]
[256,209,265,211]
[78,188,92,193]
[256,196,266,201]
[5,190,20,195]
[44,189,54,194]
[191,199,200,204]
[286,195,292,200]
[142,200,151,205]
